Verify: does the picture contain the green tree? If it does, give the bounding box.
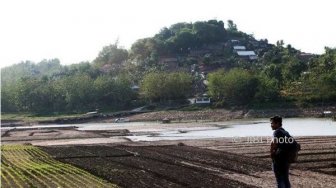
[130,38,157,61]
[166,72,193,99]
[171,28,197,54]
[140,72,192,102]
[62,74,95,111]
[254,74,280,102]
[192,20,226,44]
[93,75,134,109]
[140,72,166,102]
[282,58,307,83]
[155,27,173,41]
[13,77,55,112]
[1,59,63,86]
[262,64,283,86]
[15,77,42,111]
[298,47,336,101]
[1,84,18,112]
[94,43,128,67]
[227,20,237,32]
[208,69,258,105]
[169,22,193,35]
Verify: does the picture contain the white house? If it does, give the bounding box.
[230,39,240,44]
[237,51,257,60]
[233,46,246,52]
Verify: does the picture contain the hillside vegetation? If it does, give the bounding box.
[1,20,336,114]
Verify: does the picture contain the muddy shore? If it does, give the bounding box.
[123,109,330,122]
[123,106,336,122]
[1,106,335,126]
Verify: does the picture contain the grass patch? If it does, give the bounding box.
[179,104,211,111]
[1,144,118,188]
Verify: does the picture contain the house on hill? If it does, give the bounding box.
[189,93,211,105]
[230,39,240,45]
[298,52,315,61]
[233,46,246,52]
[236,51,258,60]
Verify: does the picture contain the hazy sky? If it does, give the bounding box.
[1,0,335,68]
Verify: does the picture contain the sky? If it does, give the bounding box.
[0,0,335,68]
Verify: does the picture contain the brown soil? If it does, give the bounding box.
[40,136,336,188]
[124,109,245,122]
[3,105,334,126]
[116,106,336,123]
[41,145,262,188]
[1,128,130,143]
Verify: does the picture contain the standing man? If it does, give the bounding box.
[270,116,291,188]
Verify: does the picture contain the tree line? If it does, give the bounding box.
[1,58,194,113]
[1,19,336,113]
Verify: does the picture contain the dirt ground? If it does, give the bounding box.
[122,109,245,122]
[116,106,336,122]
[38,136,336,188]
[41,145,264,188]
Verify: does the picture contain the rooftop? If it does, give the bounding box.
[237,51,256,56]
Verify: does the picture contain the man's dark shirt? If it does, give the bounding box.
[273,127,292,163]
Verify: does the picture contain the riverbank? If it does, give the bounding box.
[121,106,336,122]
[1,105,335,126]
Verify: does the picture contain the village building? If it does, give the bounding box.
[233,45,246,52]
[230,39,240,45]
[236,51,258,60]
[298,52,315,61]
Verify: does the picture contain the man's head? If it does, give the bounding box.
[270,115,282,130]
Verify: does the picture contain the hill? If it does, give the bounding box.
[1,19,335,114]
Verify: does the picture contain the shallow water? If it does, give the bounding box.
[125,118,336,141]
[2,118,335,142]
